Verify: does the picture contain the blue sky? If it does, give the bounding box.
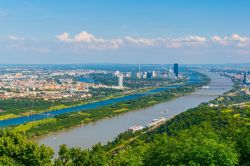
[0,0,250,64]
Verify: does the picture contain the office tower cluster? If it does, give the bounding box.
[135,63,179,79]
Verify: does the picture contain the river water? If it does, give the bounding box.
[0,70,203,127]
[34,72,233,153]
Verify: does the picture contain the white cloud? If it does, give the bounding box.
[211,35,229,45]
[211,35,221,42]
[124,36,156,46]
[74,31,103,43]
[231,34,250,47]
[57,31,104,43]
[0,31,250,59]
[183,35,206,42]
[56,31,122,50]
[56,32,70,42]
[231,34,248,42]
[211,34,250,48]
[8,35,25,41]
[57,31,208,50]
[56,31,250,53]
[166,35,207,48]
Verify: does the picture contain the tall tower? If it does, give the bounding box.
[174,63,179,78]
[168,66,175,79]
[137,64,141,79]
[118,74,123,87]
[243,71,248,84]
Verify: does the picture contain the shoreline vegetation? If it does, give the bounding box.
[10,72,210,138]
[1,76,249,165]
[0,82,185,121]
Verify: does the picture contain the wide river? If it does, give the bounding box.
[35,71,233,154]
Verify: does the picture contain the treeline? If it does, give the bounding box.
[1,101,249,165]
[211,95,250,105]
[0,99,57,114]
[0,98,86,115]
[89,87,123,98]
[0,96,108,116]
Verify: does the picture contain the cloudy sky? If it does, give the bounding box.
[0,0,250,64]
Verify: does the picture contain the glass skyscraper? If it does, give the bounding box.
[174,63,178,78]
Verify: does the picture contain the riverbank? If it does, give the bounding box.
[0,71,208,137]
[25,82,204,138]
[20,72,206,137]
[0,86,150,120]
[0,80,188,122]
[34,71,232,153]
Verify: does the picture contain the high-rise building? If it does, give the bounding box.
[146,72,153,78]
[243,71,248,84]
[136,72,142,79]
[125,72,131,78]
[168,66,175,79]
[114,71,120,76]
[118,74,123,87]
[156,71,162,78]
[152,71,156,77]
[174,63,178,78]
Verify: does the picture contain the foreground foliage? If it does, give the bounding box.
[0,130,53,166]
[2,101,249,165]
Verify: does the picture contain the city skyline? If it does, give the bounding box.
[0,0,250,64]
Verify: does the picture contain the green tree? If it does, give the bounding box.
[0,129,53,166]
[144,125,239,166]
[0,155,21,166]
